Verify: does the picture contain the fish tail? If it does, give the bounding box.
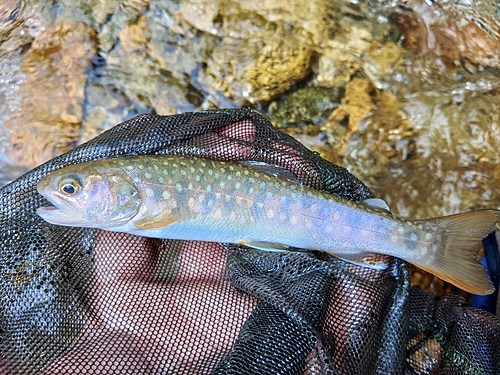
[409,209,500,295]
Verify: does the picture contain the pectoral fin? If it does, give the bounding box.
[134,211,180,230]
[240,241,290,252]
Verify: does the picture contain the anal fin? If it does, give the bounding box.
[334,253,389,270]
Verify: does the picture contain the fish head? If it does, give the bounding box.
[36,162,141,229]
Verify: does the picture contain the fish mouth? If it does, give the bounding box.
[36,206,95,227]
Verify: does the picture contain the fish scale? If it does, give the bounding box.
[37,155,500,295]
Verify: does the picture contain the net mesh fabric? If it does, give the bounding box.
[0,109,498,374]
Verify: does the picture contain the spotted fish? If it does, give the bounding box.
[36,155,500,295]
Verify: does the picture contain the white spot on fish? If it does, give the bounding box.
[236,171,241,177]
[158,176,164,183]
[305,220,313,228]
[188,198,195,207]
[391,235,399,243]
[180,170,187,175]
[206,185,212,192]
[432,244,439,252]
[220,181,226,188]
[266,209,275,218]
[235,182,241,190]
[290,216,298,225]
[198,194,205,202]
[235,197,243,204]
[153,165,159,171]
[279,213,286,221]
[398,227,405,235]
[188,183,193,189]
[425,233,432,241]
[420,247,428,256]
[190,167,195,173]
[225,195,231,202]
[227,175,233,181]
[230,211,236,220]
[201,161,207,167]
[249,187,254,194]
[410,232,418,241]
[176,183,183,192]
[244,170,249,175]
[162,191,171,199]
[247,200,254,208]
[138,165,144,170]
[213,208,223,218]
[266,192,273,199]
[229,166,234,171]
[126,165,134,171]
[145,189,154,197]
[220,167,226,173]
[325,225,334,234]
[196,175,201,182]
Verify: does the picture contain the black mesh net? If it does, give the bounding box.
[0,109,499,374]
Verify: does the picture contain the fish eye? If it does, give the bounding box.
[59,177,81,196]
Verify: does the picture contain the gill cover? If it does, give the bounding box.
[37,165,142,229]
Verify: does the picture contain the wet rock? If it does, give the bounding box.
[394,0,500,71]
[97,0,150,52]
[314,2,392,89]
[81,4,206,141]
[340,89,500,219]
[18,22,94,158]
[0,0,21,24]
[197,0,337,105]
[324,78,379,155]
[0,18,95,185]
[178,0,219,34]
[200,30,312,105]
[268,86,343,130]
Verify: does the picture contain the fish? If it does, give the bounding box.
[36,155,500,295]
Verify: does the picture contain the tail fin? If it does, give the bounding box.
[409,209,500,295]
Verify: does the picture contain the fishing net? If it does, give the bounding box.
[1,108,499,374]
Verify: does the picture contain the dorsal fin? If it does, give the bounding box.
[362,198,391,213]
[239,160,301,184]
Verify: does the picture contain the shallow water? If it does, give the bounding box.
[1,0,500,294]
